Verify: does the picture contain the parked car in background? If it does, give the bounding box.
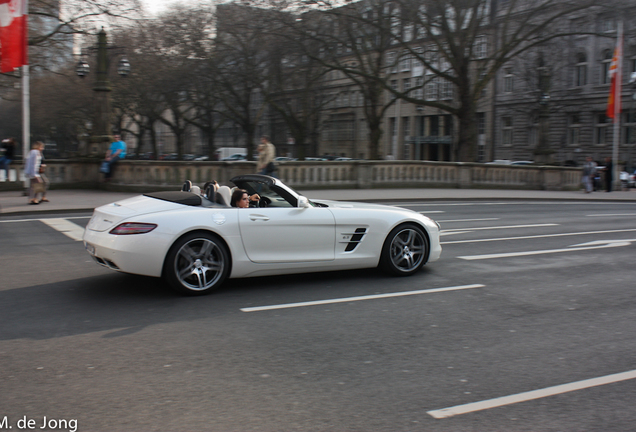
[510,160,534,166]
[486,159,512,165]
[214,147,247,161]
[620,171,635,188]
[274,156,297,162]
[194,155,209,161]
[221,153,247,161]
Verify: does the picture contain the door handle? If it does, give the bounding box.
[249,214,270,221]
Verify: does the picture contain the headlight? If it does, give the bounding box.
[109,223,157,235]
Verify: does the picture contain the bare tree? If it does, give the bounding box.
[269,0,599,161]
[265,20,331,159]
[214,3,273,160]
[268,1,403,159]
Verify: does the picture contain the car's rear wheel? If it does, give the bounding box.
[380,224,429,276]
[164,232,230,295]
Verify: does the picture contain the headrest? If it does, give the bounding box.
[181,180,193,192]
[216,186,231,207]
[205,184,216,201]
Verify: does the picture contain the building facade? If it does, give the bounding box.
[493,6,636,169]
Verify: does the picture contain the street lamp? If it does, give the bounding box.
[76,27,130,156]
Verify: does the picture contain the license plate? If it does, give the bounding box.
[85,242,96,256]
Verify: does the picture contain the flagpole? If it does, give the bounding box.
[22,64,29,188]
[612,20,623,191]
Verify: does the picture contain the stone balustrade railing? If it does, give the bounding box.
[0,159,582,192]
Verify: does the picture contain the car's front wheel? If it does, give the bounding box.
[164,232,230,295]
[380,224,429,276]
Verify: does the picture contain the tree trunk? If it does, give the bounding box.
[455,95,477,162]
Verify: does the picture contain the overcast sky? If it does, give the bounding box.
[142,0,203,15]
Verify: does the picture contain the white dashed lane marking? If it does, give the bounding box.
[428,370,636,419]
[241,284,485,312]
[39,218,86,241]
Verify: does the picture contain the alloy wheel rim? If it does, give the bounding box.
[175,238,224,290]
[390,228,425,272]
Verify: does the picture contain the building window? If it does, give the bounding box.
[575,53,587,87]
[502,116,513,146]
[403,116,410,141]
[414,77,423,99]
[403,78,411,94]
[600,18,616,33]
[595,113,608,145]
[623,111,636,144]
[400,53,411,72]
[430,116,439,136]
[390,80,398,100]
[477,112,486,162]
[477,112,486,135]
[601,49,613,84]
[425,77,438,101]
[441,79,453,100]
[568,114,581,145]
[326,114,355,141]
[386,51,397,74]
[504,68,513,93]
[443,115,453,136]
[475,35,487,59]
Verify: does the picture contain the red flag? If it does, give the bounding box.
[0,0,28,73]
[606,29,623,120]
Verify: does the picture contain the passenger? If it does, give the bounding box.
[231,189,260,208]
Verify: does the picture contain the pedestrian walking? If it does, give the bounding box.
[0,137,16,181]
[604,156,613,192]
[581,156,597,193]
[24,141,46,204]
[256,135,276,177]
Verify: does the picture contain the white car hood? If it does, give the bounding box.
[313,199,413,212]
[87,195,187,232]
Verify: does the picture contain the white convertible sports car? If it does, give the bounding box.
[83,175,442,295]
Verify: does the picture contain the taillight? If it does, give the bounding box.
[109,223,157,235]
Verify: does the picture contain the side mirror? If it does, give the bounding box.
[297,196,310,208]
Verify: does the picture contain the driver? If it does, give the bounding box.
[231,189,261,208]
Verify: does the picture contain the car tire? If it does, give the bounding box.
[164,232,230,295]
[380,224,429,276]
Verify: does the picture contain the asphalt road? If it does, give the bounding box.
[1,200,635,432]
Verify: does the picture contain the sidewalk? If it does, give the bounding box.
[1,187,635,216]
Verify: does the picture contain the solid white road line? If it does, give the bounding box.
[427,369,636,419]
[40,218,85,241]
[587,213,636,217]
[240,284,485,312]
[436,218,500,223]
[0,216,90,223]
[440,223,558,233]
[458,239,633,260]
[442,228,636,245]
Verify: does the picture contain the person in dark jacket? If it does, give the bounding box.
[604,156,613,192]
[0,137,16,181]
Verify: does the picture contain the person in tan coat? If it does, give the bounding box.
[256,135,276,177]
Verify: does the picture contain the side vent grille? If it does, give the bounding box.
[343,228,367,252]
